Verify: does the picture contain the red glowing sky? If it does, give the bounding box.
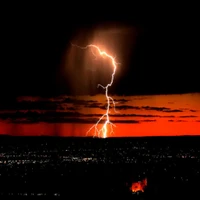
[0,93,199,137]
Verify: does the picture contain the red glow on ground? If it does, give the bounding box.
[130,178,147,193]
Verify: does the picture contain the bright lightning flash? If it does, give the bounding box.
[71,43,120,138]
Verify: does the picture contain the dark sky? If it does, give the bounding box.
[1,4,199,97]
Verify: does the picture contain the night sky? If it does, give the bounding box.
[2,4,199,97]
[0,4,199,137]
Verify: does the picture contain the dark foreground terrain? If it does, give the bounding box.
[0,135,200,199]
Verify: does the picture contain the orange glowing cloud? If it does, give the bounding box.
[0,93,200,137]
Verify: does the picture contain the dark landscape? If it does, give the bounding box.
[0,135,199,199]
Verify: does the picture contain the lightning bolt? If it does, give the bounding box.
[71,43,120,138]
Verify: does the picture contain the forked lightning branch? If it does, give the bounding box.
[71,44,120,138]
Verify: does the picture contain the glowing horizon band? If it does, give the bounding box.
[71,43,120,138]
